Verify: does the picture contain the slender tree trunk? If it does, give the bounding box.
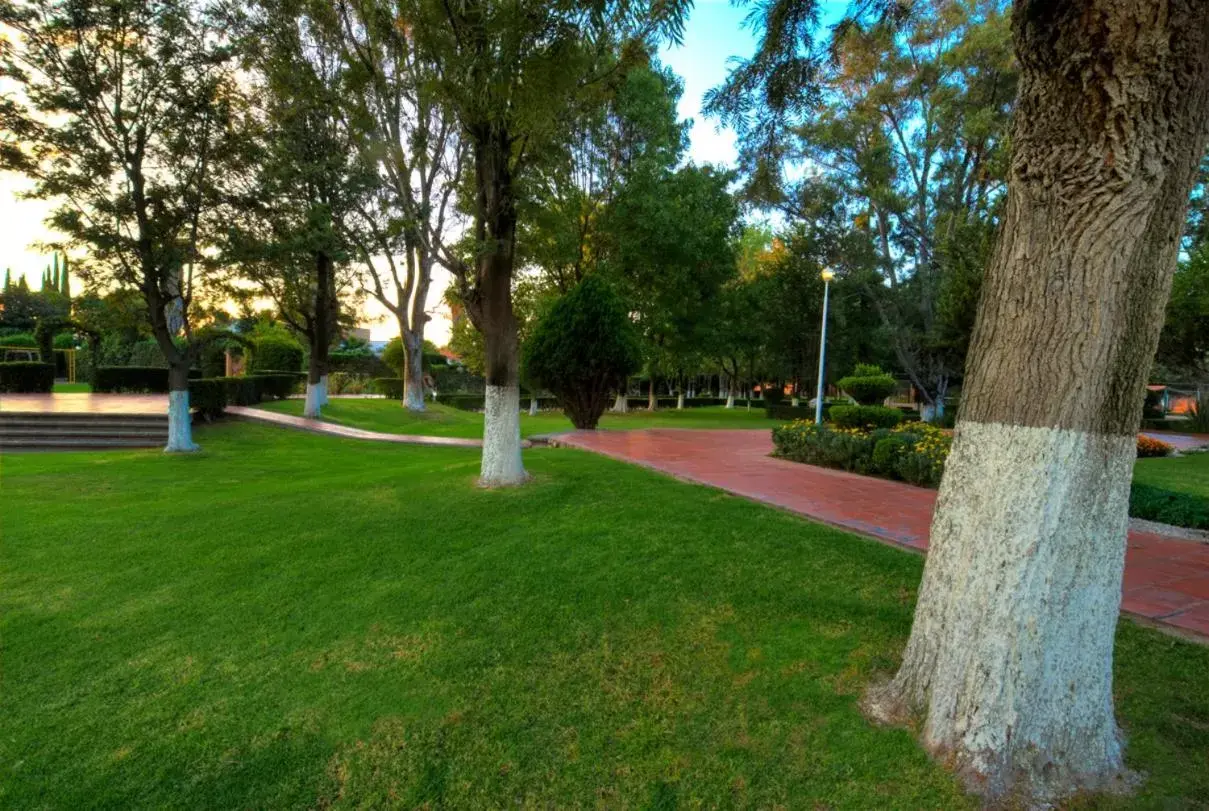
[164,359,198,453]
[528,396,538,416]
[866,2,1209,804]
[402,329,426,412]
[304,253,334,419]
[647,379,657,411]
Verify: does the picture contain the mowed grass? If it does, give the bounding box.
[1134,450,1209,497]
[2,424,1207,808]
[51,381,92,393]
[256,398,785,438]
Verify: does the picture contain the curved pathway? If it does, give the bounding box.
[555,428,1209,642]
[226,406,483,447]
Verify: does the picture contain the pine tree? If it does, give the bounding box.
[60,256,70,298]
[51,253,60,292]
[3,268,11,292]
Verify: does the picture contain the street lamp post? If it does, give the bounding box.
[814,268,836,424]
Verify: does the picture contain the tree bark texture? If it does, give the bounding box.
[867,2,1209,804]
[402,330,426,412]
[163,363,198,453]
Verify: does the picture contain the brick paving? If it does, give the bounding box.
[556,428,1209,642]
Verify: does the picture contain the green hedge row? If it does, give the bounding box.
[189,373,301,419]
[1129,483,1209,530]
[0,362,55,393]
[94,366,202,393]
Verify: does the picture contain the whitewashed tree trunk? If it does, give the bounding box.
[318,374,329,407]
[402,335,426,412]
[528,396,538,416]
[866,2,1209,804]
[791,396,800,407]
[725,390,735,409]
[164,389,199,453]
[612,392,628,413]
[676,392,685,410]
[303,381,323,418]
[481,384,526,486]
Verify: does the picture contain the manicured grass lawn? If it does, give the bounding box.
[1134,451,1209,497]
[52,381,92,393]
[256,398,785,438]
[3,423,1207,807]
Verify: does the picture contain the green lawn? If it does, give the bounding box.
[2,423,1207,807]
[52,381,92,393]
[256,398,785,438]
[1134,451,1209,497]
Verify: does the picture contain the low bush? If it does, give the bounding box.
[95,366,170,392]
[254,373,299,400]
[829,404,904,430]
[836,364,897,405]
[1137,435,1173,458]
[773,421,951,488]
[372,377,404,398]
[0,332,37,347]
[1185,396,1209,433]
[1129,483,1209,530]
[762,386,785,405]
[766,403,819,422]
[0,362,55,392]
[221,376,261,407]
[188,378,227,420]
[250,336,304,373]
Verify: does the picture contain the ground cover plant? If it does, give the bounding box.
[2,421,1207,807]
[256,399,785,438]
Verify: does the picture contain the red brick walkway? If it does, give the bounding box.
[556,429,1209,641]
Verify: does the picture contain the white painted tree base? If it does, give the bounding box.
[318,375,329,407]
[791,397,800,407]
[164,390,199,453]
[403,380,426,412]
[612,393,628,413]
[676,393,685,409]
[303,382,323,418]
[480,384,527,487]
[529,397,538,416]
[725,394,735,409]
[865,420,1135,803]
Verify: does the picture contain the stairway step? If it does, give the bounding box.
[0,436,164,450]
[0,418,169,431]
[0,427,168,439]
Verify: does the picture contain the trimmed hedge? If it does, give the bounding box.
[1,333,37,348]
[0,361,55,392]
[250,337,304,373]
[766,403,821,422]
[372,377,404,398]
[95,366,172,392]
[1129,483,1209,530]
[189,378,227,420]
[829,405,904,430]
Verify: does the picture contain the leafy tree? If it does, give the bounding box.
[414,0,690,485]
[523,276,640,428]
[222,0,370,417]
[1154,245,1209,378]
[1,0,239,451]
[712,0,1209,803]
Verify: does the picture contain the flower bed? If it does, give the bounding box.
[772,420,951,488]
[773,422,1174,490]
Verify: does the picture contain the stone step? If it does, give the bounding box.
[0,436,165,450]
[0,417,169,432]
[0,426,168,439]
[0,412,167,424]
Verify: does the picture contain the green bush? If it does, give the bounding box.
[95,366,170,393]
[1,333,37,347]
[872,434,913,476]
[771,422,879,473]
[255,373,299,400]
[0,362,55,392]
[250,336,304,373]
[836,364,897,406]
[773,421,951,488]
[829,405,904,430]
[1129,483,1209,530]
[1185,396,1209,433]
[53,332,77,349]
[188,378,227,420]
[766,403,818,422]
[372,377,404,398]
[522,276,642,429]
[126,339,167,367]
[762,386,785,405]
[221,376,261,407]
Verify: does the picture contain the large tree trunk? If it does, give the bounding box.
[473,133,526,487]
[865,2,1209,804]
[304,253,334,419]
[612,390,628,413]
[164,360,198,453]
[402,329,426,412]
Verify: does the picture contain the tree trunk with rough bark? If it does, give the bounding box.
[304,253,335,419]
[164,360,198,453]
[612,391,628,413]
[402,330,426,412]
[865,2,1209,805]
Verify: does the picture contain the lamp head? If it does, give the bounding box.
[820,268,836,283]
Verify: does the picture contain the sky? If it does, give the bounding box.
[0,0,760,345]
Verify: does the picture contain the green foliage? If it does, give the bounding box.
[762,386,785,405]
[1,333,37,347]
[828,405,903,430]
[1186,397,1209,433]
[188,379,228,420]
[765,403,817,422]
[1129,483,1209,530]
[836,364,897,405]
[381,337,406,375]
[52,332,77,349]
[372,377,404,399]
[771,422,879,474]
[94,366,200,393]
[522,277,642,429]
[1155,245,1209,376]
[0,361,55,392]
[250,337,304,373]
[773,421,950,488]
